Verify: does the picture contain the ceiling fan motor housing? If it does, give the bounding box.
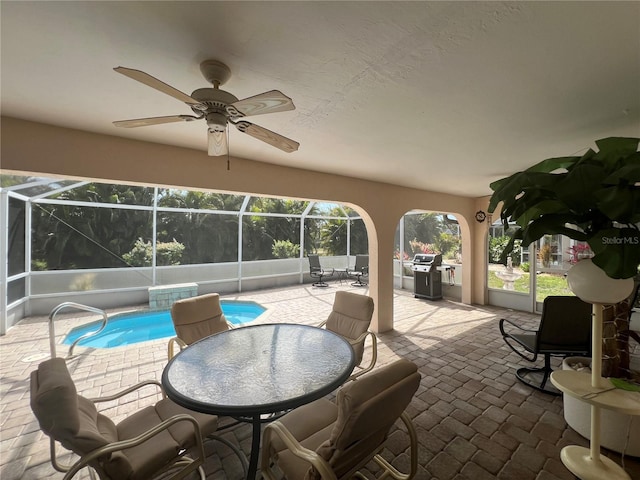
[191,88,239,132]
[191,88,238,109]
[206,112,227,132]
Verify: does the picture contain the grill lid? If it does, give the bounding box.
[412,254,442,266]
[413,254,435,264]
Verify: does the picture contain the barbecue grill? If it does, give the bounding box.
[411,253,443,300]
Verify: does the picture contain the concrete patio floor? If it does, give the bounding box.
[1,284,639,480]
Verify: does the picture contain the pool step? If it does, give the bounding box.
[148,283,198,309]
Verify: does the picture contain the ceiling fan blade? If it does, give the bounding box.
[235,121,299,153]
[114,67,202,107]
[227,90,295,118]
[208,129,229,156]
[113,115,199,128]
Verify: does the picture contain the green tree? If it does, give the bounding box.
[489,235,522,265]
[157,190,242,263]
[396,213,444,258]
[321,215,348,255]
[405,213,442,244]
[31,183,153,269]
[349,218,368,255]
[435,232,461,259]
[243,198,311,260]
[317,207,368,256]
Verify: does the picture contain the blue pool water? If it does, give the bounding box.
[63,300,266,349]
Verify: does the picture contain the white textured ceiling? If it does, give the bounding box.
[2,1,639,197]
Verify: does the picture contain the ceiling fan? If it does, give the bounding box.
[113,59,299,156]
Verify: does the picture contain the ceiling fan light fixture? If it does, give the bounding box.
[208,129,228,156]
[206,112,227,132]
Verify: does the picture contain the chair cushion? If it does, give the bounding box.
[114,398,218,479]
[31,359,119,453]
[271,398,338,480]
[272,397,338,453]
[315,359,420,479]
[326,292,374,363]
[31,359,125,476]
[76,395,119,449]
[171,293,229,345]
[31,358,81,441]
[116,405,184,480]
[154,397,219,448]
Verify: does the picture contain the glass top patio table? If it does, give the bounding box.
[162,323,356,479]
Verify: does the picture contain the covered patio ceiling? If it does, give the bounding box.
[1,2,638,198]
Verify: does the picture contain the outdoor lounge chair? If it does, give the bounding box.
[346,255,369,287]
[499,295,592,395]
[309,255,335,287]
[318,291,377,381]
[168,293,234,360]
[30,357,217,480]
[168,293,252,440]
[260,358,420,480]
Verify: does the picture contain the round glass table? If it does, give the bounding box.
[162,323,356,479]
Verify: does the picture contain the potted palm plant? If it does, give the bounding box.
[488,136,639,281]
[488,136,640,460]
[488,136,639,374]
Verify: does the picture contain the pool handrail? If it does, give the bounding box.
[49,302,109,358]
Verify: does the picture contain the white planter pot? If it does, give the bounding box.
[562,357,640,457]
[566,258,634,305]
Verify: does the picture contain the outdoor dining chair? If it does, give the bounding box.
[168,293,234,360]
[318,291,377,381]
[309,255,335,287]
[346,255,369,286]
[499,295,592,395]
[30,357,217,480]
[260,358,420,480]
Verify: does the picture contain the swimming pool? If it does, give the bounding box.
[63,300,266,349]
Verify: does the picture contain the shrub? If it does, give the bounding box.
[31,259,48,271]
[435,232,460,260]
[394,250,410,261]
[123,238,184,266]
[566,243,593,265]
[272,240,300,259]
[489,235,521,265]
[538,243,553,268]
[521,262,530,273]
[409,239,437,256]
[157,241,185,266]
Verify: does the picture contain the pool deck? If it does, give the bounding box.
[1,283,639,479]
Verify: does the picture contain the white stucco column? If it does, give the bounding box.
[358,210,399,333]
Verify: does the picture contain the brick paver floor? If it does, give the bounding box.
[1,284,639,479]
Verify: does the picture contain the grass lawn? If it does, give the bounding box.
[488,271,573,303]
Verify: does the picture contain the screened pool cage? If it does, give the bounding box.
[1,175,463,332]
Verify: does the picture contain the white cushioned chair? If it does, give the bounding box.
[260,358,420,480]
[168,293,233,360]
[30,357,217,480]
[319,291,377,380]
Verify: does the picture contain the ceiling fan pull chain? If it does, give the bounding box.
[227,127,231,171]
